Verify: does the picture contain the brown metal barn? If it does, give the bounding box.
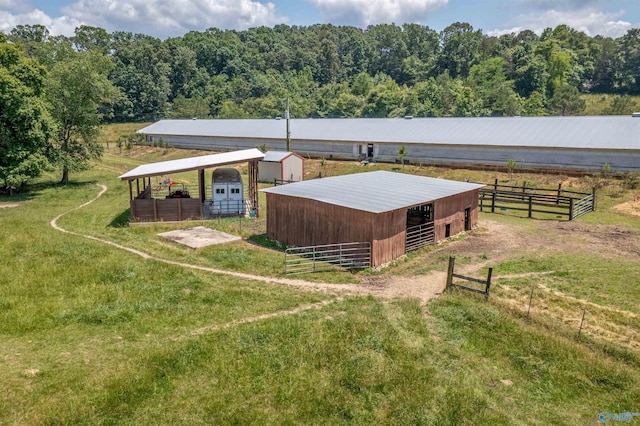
[262,171,484,267]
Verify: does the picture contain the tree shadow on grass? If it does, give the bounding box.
[2,179,100,202]
[109,209,131,228]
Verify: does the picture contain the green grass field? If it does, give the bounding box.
[0,124,639,424]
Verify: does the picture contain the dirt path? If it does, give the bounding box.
[0,202,20,209]
[50,184,446,303]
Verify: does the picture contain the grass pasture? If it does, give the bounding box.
[0,125,639,424]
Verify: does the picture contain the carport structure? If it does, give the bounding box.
[119,148,264,222]
[262,171,484,267]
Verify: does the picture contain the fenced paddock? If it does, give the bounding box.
[479,180,596,220]
[284,242,371,274]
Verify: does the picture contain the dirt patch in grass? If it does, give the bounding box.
[553,222,640,257]
[442,218,640,262]
[613,197,640,218]
[0,202,20,209]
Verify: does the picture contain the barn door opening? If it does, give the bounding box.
[405,203,434,252]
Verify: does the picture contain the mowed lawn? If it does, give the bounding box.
[1,143,639,424]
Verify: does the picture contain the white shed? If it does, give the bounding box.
[258,151,305,184]
[210,168,245,215]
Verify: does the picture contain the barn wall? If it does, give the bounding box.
[149,135,287,152]
[432,189,479,241]
[265,194,406,267]
[371,208,408,266]
[150,133,640,172]
[130,198,202,222]
[373,144,640,172]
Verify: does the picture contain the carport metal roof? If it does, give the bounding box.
[261,171,484,213]
[119,148,264,180]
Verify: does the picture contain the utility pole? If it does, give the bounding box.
[285,98,291,152]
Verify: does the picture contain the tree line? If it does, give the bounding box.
[7,22,640,121]
[1,22,640,191]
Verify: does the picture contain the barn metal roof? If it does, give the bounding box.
[261,171,484,213]
[119,148,264,180]
[138,116,640,151]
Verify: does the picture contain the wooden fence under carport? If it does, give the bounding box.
[479,180,596,220]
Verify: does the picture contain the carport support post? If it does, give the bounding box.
[248,160,259,217]
[198,169,205,203]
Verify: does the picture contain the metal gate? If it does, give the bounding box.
[284,242,371,274]
[405,222,435,252]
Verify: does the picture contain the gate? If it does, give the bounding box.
[445,256,493,300]
[284,242,371,274]
[405,222,435,252]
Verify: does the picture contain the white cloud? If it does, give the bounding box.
[309,0,448,26]
[488,8,633,38]
[0,0,287,38]
[0,8,81,36]
[61,0,287,37]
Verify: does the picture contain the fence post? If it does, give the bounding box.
[522,181,527,201]
[491,179,498,213]
[578,306,587,338]
[446,256,455,289]
[491,190,496,213]
[591,187,597,211]
[313,247,316,272]
[556,183,562,205]
[528,195,533,218]
[569,197,574,220]
[485,268,493,300]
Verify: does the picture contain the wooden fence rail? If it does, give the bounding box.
[445,256,493,300]
[479,179,596,220]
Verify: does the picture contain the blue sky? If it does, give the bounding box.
[1,0,638,39]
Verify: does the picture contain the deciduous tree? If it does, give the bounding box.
[45,51,120,184]
[0,42,53,193]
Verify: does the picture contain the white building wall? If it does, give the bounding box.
[282,156,303,182]
[258,161,282,183]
